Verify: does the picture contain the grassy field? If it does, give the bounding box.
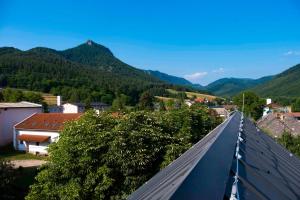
[42,94,57,105]
[166,89,217,100]
[185,91,217,100]
[155,96,176,102]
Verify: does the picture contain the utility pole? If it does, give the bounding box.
[242,93,245,114]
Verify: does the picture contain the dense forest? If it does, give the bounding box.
[0,41,198,105]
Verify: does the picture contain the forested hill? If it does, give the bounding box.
[146,70,192,85]
[251,64,300,97]
[0,41,182,105]
[205,76,274,97]
[146,70,207,91]
[60,40,154,79]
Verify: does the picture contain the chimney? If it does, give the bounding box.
[266,98,272,105]
[57,96,62,106]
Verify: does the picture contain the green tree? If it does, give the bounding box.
[24,91,43,103]
[291,98,300,112]
[277,132,300,158]
[27,109,222,200]
[138,91,154,110]
[111,94,130,111]
[233,91,264,120]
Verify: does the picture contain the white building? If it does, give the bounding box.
[62,102,110,114]
[0,101,42,146]
[14,113,82,154]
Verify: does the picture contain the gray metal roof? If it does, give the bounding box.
[0,101,42,108]
[128,112,300,200]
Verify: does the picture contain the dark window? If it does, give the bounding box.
[20,140,23,144]
[36,142,40,146]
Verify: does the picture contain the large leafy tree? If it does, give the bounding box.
[233,91,265,120]
[27,108,221,200]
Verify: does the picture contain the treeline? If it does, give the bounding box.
[0,88,43,104]
[26,106,222,199]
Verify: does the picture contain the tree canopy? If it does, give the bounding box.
[26,108,222,200]
[233,91,265,120]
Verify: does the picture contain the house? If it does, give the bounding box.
[48,96,110,113]
[14,113,82,154]
[194,97,208,104]
[209,106,230,119]
[0,101,42,146]
[62,102,110,113]
[184,99,194,107]
[258,112,300,137]
[287,112,300,121]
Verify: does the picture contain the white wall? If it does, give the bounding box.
[0,107,42,146]
[63,103,79,113]
[15,129,59,154]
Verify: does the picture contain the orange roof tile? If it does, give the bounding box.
[15,113,82,131]
[17,134,50,142]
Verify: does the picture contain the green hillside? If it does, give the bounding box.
[205,76,273,97]
[146,70,207,92]
[252,64,300,97]
[0,41,168,104]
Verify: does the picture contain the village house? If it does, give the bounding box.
[287,112,300,121]
[209,106,230,119]
[0,101,42,146]
[48,96,110,113]
[14,113,82,155]
[62,102,110,113]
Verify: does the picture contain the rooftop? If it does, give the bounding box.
[15,113,82,131]
[129,112,300,200]
[0,101,42,108]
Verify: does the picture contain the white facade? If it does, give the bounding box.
[14,129,59,154]
[0,102,42,146]
[62,103,83,113]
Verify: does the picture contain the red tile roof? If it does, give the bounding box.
[15,113,82,131]
[17,134,50,142]
[288,112,300,118]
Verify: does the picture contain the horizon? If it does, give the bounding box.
[1,0,300,85]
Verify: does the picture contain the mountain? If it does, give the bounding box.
[146,70,206,91]
[146,70,192,85]
[252,64,300,97]
[0,40,171,104]
[205,76,274,97]
[60,40,153,79]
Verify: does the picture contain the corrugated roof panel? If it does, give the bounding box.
[129,112,300,200]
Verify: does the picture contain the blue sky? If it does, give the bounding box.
[1,0,300,85]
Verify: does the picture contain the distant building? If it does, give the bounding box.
[0,101,42,146]
[62,102,110,114]
[209,106,230,119]
[184,100,194,107]
[194,97,208,104]
[14,113,82,154]
[287,112,300,121]
[258,112,300,137]
[262,102,289,117]
[48,96,110,113]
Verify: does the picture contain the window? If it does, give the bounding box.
[36,142,40,146]
[20,140,23,144]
